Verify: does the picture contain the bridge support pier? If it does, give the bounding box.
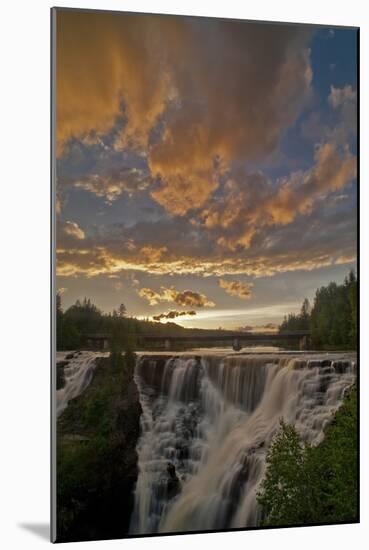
[299,335,308,351]
[232,338,242,352]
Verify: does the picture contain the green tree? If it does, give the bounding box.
[118,303,127,318]
[257,388,358,526]
[346,270,357,347]
[257,421,309,526]
[280,272,357,350]
[300,298,311,328]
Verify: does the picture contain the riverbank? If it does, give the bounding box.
[56,354,142,542]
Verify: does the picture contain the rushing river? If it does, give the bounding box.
[56,348,356,534]
[129,350,356,534]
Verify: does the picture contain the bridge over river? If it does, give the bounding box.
[85,331,311,351]
[142,331,311,351]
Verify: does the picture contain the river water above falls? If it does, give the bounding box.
[129,350,356,535]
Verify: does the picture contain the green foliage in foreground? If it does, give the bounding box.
[257,387,358,526]
[57,352,140,540]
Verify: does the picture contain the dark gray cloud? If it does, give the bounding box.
[153,310,196,321]
[57,136,152,203]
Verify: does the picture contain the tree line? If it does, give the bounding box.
[56,295,229,351]
[56,296,138,351]
[279,270,357,350]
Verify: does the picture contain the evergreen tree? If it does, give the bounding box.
[280,271,357,350]
[118,303,127,318]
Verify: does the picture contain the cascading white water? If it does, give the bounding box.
[56,351,107,417]
[130,352,356,535]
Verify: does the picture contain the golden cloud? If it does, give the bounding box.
[62,221,85,240]
[202,142,356,250]
[138,286,215,307]
[218,279,253,299]
[56,11,173,154]
[137,287,162,306]
[173,289,215,308]
[56,243,356,281]
[140,245,168,263]
[56,11,312,214]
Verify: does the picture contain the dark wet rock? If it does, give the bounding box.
[308,360,323,369]
[56,362,67,390]
[333,361,350,374]
[319,374,334,393]
[219,452,258,527]
[176,443,189,460]
[166,462,181,499]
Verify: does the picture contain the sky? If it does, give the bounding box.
[55,10,357,330]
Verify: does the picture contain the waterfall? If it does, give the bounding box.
[129,352,356,535]
[56,351,107,417]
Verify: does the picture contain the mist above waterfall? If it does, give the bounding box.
[130,352,356,534]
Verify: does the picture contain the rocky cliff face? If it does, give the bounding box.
[56,355,142,542]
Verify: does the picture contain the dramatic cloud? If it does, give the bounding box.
[148,22,312,215]
[218,279,253,299]
[153,310,196,321]
[140,246,168,263]
[57,12,312,213]
[138,286,215,307]
[62,221,85,240]
[57,136,152,202]
[56,228,356,279]
[55,168,357,281]
[56,11,172,154]
[201,142,356,250]
[137,287,162,306]
[173,289,215,308]
[55,13,357,325]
